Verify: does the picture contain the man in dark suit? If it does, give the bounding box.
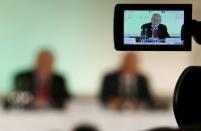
[100,53,154,110]
[141,13,170,39]
[15,50,70,109]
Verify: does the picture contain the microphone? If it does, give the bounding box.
[151,24,159,38]
[141,27,148,39]
[144,28,148,38]
[152,24,158,30]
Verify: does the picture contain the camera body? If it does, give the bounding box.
[174,66,201,128]
[192,20,201,44]
[113,3,201,129]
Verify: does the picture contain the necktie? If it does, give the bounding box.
[36,82,50,102]
[153,29,158,38]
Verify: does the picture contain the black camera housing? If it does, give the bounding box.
[192,20,201,44]
[114,4,192,51]
[174,66,201,127]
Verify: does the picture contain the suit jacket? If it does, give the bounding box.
[15,71,71,108]
[100,72,154,108]
[141,23,170,39]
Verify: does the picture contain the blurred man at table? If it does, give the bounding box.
[15,50,70,109]
[100,52,154,110]
[141,13,170,39]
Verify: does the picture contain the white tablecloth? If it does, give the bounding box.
[0,99,178,131]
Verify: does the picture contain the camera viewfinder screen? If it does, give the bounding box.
[124,10,184,45]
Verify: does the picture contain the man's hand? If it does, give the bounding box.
[107,98,125,110]
[122,100,142,110]
[33,99,50,108]
[132,100,143,110]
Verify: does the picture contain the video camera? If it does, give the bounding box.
[114,3,201,130]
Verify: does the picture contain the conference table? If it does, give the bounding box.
[0,99,178,131]
[124,37,183,45]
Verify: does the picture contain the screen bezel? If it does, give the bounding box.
[114,4,192,51]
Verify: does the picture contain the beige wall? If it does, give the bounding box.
[0,0,200,97]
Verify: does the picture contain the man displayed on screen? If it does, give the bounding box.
[141,13,170,39]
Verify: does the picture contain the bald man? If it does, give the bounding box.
[141,13,170,39]
[15,50,70,109]
[100,53,154,110]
